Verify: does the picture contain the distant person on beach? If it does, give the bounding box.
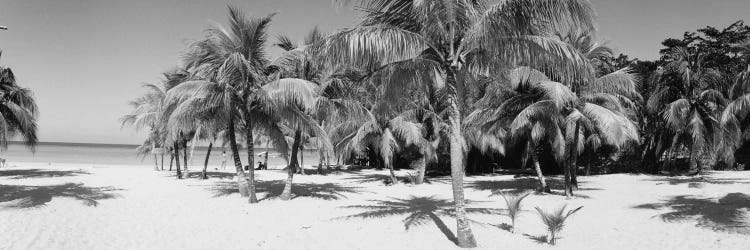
[220,150,227,170]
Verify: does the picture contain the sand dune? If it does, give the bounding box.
[1,162,749,249]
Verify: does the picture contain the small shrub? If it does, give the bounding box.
[500,192,531,233]
[535,205,583,245]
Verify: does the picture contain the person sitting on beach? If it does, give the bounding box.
[255,161,267,170]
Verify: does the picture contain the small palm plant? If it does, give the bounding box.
[500,192,532,233]
[535,205,583,245]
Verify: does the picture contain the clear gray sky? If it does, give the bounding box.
[0,0,748,144]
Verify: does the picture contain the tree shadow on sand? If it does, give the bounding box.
[343,172,448,185]
[208,180,362,200]
[634,193,750,234]
[0,169,90,179]
[343,173,393,184]
[337,196,502,245]
[0,183,121,209]
[649,173,750,189]
[522,233,548,244]
[187,171,235,179]
[467,177,598,198]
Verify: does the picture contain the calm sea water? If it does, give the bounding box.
[1,143,320,168]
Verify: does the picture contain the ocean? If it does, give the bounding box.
[1,142,320,168]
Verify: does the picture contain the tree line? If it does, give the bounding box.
[120,1,750,248]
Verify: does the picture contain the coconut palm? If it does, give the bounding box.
[647,47,725,174]
[121,82,168,170]
[332,106,434,185]
[0,51,39,152]
[320,1,596,246]
[175,6,276,203]
[273,28,368,175]
[719,65,750,167]
[535,205,583,245]
[468,67,639,195]
[556,29,641,192]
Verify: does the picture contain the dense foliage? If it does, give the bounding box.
[121,1,750,248]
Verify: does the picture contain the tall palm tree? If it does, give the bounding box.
[320,0,596,247]
[0,51,39,152]
[647,47,725,174]
[176,6,275,203]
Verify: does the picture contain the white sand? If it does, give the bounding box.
[1,162,749,250]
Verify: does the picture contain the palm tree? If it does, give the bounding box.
[121,82,167,170]
[176,7,276,203]
[647,47,725,174]
[321,1,596,246]
[560,30,641,190]
[719,65,750,167]
[468,67,639,194]
[0,51,39,152]
[273,28,368,176]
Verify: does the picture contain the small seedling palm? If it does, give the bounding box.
[500,192,531,233]
[535,205,583,245]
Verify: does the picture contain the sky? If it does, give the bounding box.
[0,0,748,145]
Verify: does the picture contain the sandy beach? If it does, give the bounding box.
[1,162,748,250]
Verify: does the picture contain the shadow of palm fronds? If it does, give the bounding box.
[338,196,502,244]
[634,193,750,234]
[0,183,121,208]
[523,233,548,244]
[468,177,598,198]
[208,180,362,200]
[186,171,235,179]
[343,173,393,184]
[649,174,750,188]
[0,169,90,179]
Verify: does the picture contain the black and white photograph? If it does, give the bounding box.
[1,0,749,249]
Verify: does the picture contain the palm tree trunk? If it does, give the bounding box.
[298,148,305,175]
[567,120,581,195]
[245,121,258,203]
[189,128,200,165]
[152,141,158,171]
[585,149,593,176]
[227,116,249,197]
[415,157,426,185]
[174,141,182,179]
[281,130,302,201]
[264,141,270,168]
[153,153,159,171]
[532,153,551,193]
[689,143,699,175]
[387,159,398,185]
[446,67,476,248]
[202,142,213,179]
[182,135,189,178]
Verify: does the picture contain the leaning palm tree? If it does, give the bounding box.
[647,47,725,174]
[321,1,596,246]
[0,51,39,152]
